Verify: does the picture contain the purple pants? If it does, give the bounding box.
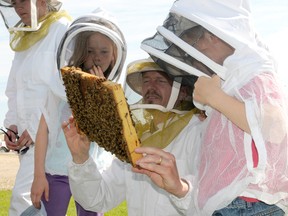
[42,173,103,216]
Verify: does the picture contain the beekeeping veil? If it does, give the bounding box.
[141,0,275,110]
[0,0,70,52]
[57,7,127,83]
[126,58,198,149]
[126,58,196,114]
[0,0,62,31]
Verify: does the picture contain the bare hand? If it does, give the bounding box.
[193,75,221,106]
[18,129,33,148]
[31,175,49,209]
[89,65,105,77]
[5,126,33,151]
[132,147,189,198]
[4,125,18,150]
[62,116,90,164]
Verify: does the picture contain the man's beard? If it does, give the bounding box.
[143,89,162,104]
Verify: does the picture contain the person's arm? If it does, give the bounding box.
[68,158,126,212]
[194,75,251,133]
[4,60,19,150]
[62,116,126,212]
[31,114,49,209]
[131,147,196,216]
[4,59,17,129]
[132,146,190,198]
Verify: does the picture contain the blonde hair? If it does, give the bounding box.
[68,31,117,77]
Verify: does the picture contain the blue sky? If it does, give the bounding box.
[0,0,287,126]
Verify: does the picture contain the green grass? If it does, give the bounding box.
[0,190,128,216]
[0,190,10,216]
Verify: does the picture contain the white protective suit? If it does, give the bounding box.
[141,0,288,215]
[68,113,201,216]
[4,14,71,215]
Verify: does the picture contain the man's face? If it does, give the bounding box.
[141,71,173,106]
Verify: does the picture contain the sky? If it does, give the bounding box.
[0,0,288,127]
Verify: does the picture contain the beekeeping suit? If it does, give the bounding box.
[1,0,71,214]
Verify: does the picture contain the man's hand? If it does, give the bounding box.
[132,147,189,198]
[62,116,90,164]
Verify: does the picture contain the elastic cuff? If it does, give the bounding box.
[71,156,92,167]
[169,178,192,212]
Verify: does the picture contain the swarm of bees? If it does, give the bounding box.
[61,66,142,166]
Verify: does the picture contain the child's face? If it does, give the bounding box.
[83,32,115,73]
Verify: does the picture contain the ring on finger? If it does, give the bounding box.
[157,156,163,165]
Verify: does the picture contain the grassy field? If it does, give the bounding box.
[0,154,128,215]
[0,190,128,216]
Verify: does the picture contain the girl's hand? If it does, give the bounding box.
[193,75,221,106]
[89,65,105,77]
[31,175,49,209]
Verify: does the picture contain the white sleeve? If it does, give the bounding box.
[169,175,194,215]
[169,117,202,215]
[40,20,70,102]
[4,57,17,127]
[90,144,115,173]
[68,157,126,212]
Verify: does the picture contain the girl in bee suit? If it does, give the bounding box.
[29,7,127,216]
[0,0,71,215]
[141,0,288,215]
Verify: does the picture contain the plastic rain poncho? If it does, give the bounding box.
[141,0,288,215]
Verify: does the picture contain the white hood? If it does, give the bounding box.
[141,0,276,112]
[57,7,127,83]
[141,0,275,84]
[172,0,254,49]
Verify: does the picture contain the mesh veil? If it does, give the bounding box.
[0,0,62,31]
[57,8,127,83]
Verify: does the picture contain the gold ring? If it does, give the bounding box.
[157,156,162,165]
